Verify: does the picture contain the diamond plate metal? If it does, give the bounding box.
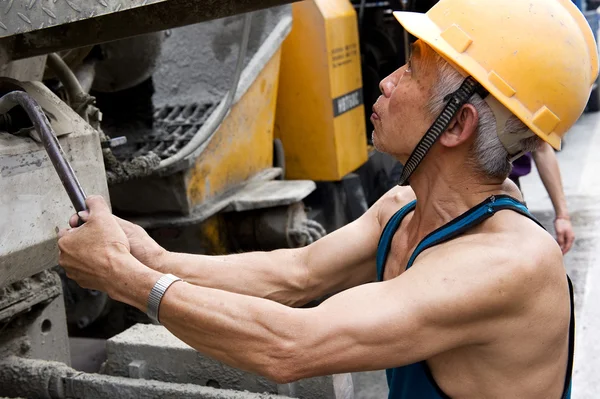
[111,102,217,162]
[0,0,165,38]
[0,0,297,61]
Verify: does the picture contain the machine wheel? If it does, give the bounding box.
[587,83,600,113]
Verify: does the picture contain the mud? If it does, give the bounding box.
[103,148,161,185]
[151,6,289,109]
[0,357,75,398]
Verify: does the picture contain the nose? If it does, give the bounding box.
[379,75,396,98]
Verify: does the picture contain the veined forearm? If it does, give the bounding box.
[157,249,314,307]
[119,265,307,382]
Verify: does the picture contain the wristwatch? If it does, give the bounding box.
[147,273,182,324]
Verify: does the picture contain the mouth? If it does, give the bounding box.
[371,105,380,121]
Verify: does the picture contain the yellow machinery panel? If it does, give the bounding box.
[186,50,281,208]
[275,0,368,181]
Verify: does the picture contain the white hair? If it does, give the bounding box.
[425,48,542,179]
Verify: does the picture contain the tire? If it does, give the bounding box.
[587,83,600,113]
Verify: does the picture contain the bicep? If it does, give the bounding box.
[300,211,380,298]
[300,186,417,299]
[291,254,519,378]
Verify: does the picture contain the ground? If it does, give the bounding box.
[352,110,600,398]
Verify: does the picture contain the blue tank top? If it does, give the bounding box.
[376,195,575,399]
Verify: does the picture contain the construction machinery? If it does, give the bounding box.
[0,1,423,397]
[2,0,595,398]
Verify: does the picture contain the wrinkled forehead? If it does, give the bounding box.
[414,39,469,79]
[409,40,441,82]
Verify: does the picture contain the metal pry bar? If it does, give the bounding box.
[0,90,87,214]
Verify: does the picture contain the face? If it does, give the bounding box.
[371,41,437,161]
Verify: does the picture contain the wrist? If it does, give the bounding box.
[146,273,183,324]
[555,215,571,222]
[154,247,171,273]
[110,254,163,309]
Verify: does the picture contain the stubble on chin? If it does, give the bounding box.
[371,130,385,153]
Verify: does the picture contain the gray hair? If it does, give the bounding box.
[425,49,542,180]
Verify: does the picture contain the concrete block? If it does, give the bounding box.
[67,372,291,399]
[0,271,70,365]
[103,324,335,398]
[26,293,71,365]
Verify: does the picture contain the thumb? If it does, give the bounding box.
[85,195,111,216]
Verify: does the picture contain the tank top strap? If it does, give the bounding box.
[377,200,417,281]
[405,195,543,270]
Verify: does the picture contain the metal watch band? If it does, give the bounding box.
[147,273,182,324]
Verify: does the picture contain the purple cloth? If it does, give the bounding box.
[509,153,532,180]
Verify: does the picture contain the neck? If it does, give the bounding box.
[406,158,521,240]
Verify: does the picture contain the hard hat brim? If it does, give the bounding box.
[393,11,562,151]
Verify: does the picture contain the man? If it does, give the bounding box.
[57,0,598,398]
[510,148,576,254]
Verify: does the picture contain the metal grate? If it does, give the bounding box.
[123,102,216,161]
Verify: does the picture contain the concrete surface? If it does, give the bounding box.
[67,372,290,399]
[103,323,335,399]
[0,81,110,288]
[70,337,107,373]
[0,356,288,399]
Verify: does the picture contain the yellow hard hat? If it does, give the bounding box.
[394,0,599,151]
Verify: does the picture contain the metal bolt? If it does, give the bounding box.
[77,317,90,329]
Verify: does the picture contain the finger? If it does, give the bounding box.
[85,195,111,216]
[69,213,79,228]
[114,215,137,232]
[565,234,575,254]
[57,228,72,239]
[78,210,90,222]
[69,211,90,227]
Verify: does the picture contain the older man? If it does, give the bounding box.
[58,0,598,398]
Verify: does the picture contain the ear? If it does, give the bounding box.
[439,104,479,148]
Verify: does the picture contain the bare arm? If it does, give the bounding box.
[111,187,413,307]
[531,143,569,218]
[531,143,575,253]
[107,239,534,384]
[150,216,379,307]
[59,195,562,386]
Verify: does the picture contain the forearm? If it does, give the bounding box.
[532,145,569,218]
[156,248,314,307]
[113,258,307,383]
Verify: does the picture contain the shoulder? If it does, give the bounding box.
[371,186,416,229]
[414,214,565,314]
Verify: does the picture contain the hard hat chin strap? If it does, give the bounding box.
[398,76,489,186]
